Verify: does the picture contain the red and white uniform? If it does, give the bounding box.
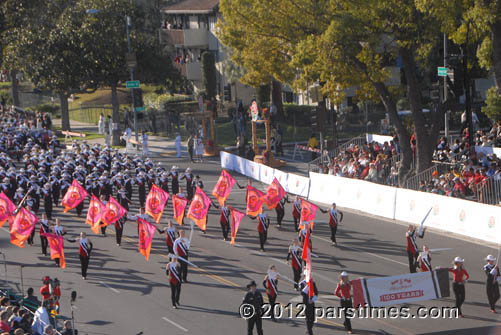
[265,272,278,298]
[257,214,268,234]
[292,200,301,218]
[406,231,418,256]
[165,227,176,249]
[328,209,340,227]
[173,237,189,258]
[289,245,302,271]
[167,262,181,285]
[220,206,230,225]
[420,252,432,271]
[39,219,50,235]
[334,282,352,300]
[79,238,92,258]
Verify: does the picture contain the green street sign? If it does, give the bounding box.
[126,80,140,88]
[135,106,145,112]
[437,67,447,77]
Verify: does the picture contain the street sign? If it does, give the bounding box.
[126,80,140,88]
[126,53,137,69]
[437,67,447,77]
[135,106,145,112]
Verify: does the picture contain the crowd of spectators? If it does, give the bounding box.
[315,140,400,186]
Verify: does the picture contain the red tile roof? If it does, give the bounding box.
[163,0,220,14]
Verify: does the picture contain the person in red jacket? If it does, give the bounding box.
[448,257,469,317]
[166,256,181,309]
[292,196,301,232]
[262,265,280,321]
[157,221,177,254]
[287,239,302,290]
[219,201,231,241]
[406,225,424,273]
[334,271,353,334]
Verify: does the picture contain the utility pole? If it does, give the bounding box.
[443,33,449,141]
[462,26,473,152]
[126,15,138,143]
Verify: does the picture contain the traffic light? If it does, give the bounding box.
[430,82,441,102]
[133,88,143,108]
[223,84,231,102]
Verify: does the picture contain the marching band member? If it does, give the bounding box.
[51,218,66,267]
[299,271,318,335]
[166,255,182,309]
[169,166,180,195]
[262,265,279,321]
[328,203,343,246]
[173,230,190,283]
[448,257,469,317]
[41,183,52,219]
[292,196,301,232]
[484,254,500,313]
[406,225,424,273]
[275,196,288,227]
[334,271,353,334]
[99,194,108,236]
[25,204,36,246]
[219,201,231,241]
[136,171,147,209]
[157,220,177,254]
[250,213,270,252]
[299,222,312,251]
[417,245,432,272]
[115,187,130,246]
[180,168,194,201]
[286,239,302,290]
[68,232,93,280]
[39,213,50,256]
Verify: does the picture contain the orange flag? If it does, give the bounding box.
[10,208,37,248]
[187,187,211,231]
[172,195,188,225]
[44,233,66,269]
[61,180,88,213]
[101,196,127,226]
[0,192,16,228]
[229,207,245,245]
[262,178,286,210]
[146,184,170,223]
[246,186,264,216]
[299,199,318,230]
[212,169,236,206]
[86,195,106,234]
[137,217,156,261]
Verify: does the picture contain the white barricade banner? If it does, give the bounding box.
[260,165,275,185]
[273,169,289,192]
[220,151,234,171]
[244,160,261,181]
[475,146,501,157]
[308,173,396,219]
[366,134,394,144]
[395,188,501,244]
[287,174,310,198]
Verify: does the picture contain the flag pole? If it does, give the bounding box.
[418,207,432,237]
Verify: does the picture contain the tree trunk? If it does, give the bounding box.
[233,82,238,104]
[10,70,20,107]
[271,80,284,118]
[492,20,501,92]
[59,93,70,131]
[373,82,412,186]
[400,47,435,173]
[111,85,120,146]
[317,97,327,136]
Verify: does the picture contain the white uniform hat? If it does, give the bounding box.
[454,257,464,263]
[340,271,348,277]
[486,255,496,262]
[185,167,192,173]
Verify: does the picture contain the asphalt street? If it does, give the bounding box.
[0,155,500,335]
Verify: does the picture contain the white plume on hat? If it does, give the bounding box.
[454,257,464,263]
[340,271,348,277]
[486,255,496,262]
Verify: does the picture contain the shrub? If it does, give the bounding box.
[283,103,315,124]
[0,89,12,105]
[482,87,501,122]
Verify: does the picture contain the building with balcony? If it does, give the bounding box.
[160,0,255,104]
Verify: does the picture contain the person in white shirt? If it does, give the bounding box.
[175,132,182,158]
[141,131,149,156]
[98,113,105,134]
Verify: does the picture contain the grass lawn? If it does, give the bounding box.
[54,125,105,142]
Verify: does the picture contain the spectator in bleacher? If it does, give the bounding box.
[0,311,10,333]
[61,320,76,335]
[307,134,318,160]
[31,302,50,335]
[43,324,54,335]
[18,313,32,334]
[13,328,25,335]
[0,298,9,311]
[24,288,40,309]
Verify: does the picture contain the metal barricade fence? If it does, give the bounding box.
[477,176,501,206]
[405,163,454,190]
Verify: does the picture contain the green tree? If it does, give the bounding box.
[222,46,246,104]
[202,51,217,100]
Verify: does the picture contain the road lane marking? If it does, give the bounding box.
[99,281,120,293]
[162,317,188,332]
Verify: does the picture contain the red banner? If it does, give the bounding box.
[172,195,188,225]
[230,207,245,245]
[300,199,318,229]
[212,169,236,207]
[10,208,37,248]
[262,178,285,210]
[146,184,170,223]
[101,196,127,226]
[137,217,156,261]
[0,192,16,228]
[246,186,264,216]
[62,180,88,213]
[187,187,211,231]
[86,195,106,234]
[44,233,66,269]
[302,228,311,262]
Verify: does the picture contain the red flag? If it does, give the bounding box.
[10,208,37,248]
[301,228,311,262]
[300,199,318,230]
[145,184,170,223]
[61,180,88,213]
[86,195,106,234]
[172,195,188,225]
[101,196,127,226]
[262,178,285,210]
[44,233,66,269]
[246,186,264,216]
[0,192,16,228]
[187,187,211,231]
[212,169,236,206]
[137,217,156,261]
[229,207,245,245]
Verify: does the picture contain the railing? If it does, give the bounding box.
[477,175,501,206]
[329,136,365,157]
[68,105,113,124]
[405,163,452,191]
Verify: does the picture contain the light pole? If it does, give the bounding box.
[444,33,449,141]
[126,16,138,143]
